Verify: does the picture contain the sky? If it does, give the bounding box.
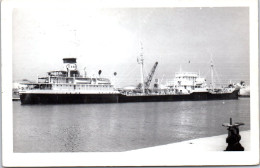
[13,7,249,87]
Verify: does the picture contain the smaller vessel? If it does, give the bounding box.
[237,81,250,97]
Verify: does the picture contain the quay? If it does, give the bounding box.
[128,130,250,153]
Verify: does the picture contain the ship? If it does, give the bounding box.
[18,57,240,104]
[237,81,250,97]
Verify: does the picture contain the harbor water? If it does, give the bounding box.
[13,98,250,152]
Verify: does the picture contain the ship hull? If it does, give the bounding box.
[19,89,239,104]
[20,93,120,104]
[119,89,239,102]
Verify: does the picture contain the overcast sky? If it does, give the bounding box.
[13,7,249,87]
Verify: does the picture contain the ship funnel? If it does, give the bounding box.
[63,58,77,71]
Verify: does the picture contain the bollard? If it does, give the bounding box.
[222,118,245,151]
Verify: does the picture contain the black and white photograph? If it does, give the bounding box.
[1,0,259,166]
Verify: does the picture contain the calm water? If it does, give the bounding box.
[13,98,250,152]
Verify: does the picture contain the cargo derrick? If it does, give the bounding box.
[137,61,158,93]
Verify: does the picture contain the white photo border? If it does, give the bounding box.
[1,0,259,166]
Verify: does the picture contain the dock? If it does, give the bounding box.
[128,130,250,153]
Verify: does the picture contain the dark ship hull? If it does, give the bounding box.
[119,89,239,103]
[19,89,239,104]
[20,93,120,104]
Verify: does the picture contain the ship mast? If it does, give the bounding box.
[137,43,145,93]
[210,60,214,90]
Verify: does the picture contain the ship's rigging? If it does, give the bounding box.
[136,43,159,93]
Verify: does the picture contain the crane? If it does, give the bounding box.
[137,61,158,92]
[144,62,158,88]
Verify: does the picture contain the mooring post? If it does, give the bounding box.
[222,118,245,151]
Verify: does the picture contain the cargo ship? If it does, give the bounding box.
[18,56,240,104]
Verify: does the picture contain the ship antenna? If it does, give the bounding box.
[137,42,145,93]
[210,58,214,90]
[84,67,87,78]
[70,29,79,58]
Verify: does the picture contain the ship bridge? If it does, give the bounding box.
[165,71,207,93]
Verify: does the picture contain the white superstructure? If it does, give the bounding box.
[19,58,120,94]
[165,71,236,94]
[166,72,208,94]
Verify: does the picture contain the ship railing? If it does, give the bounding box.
[208,87,235,94]
[175,72,198,76]
[123,91,191,96]
[121,89,185,96]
